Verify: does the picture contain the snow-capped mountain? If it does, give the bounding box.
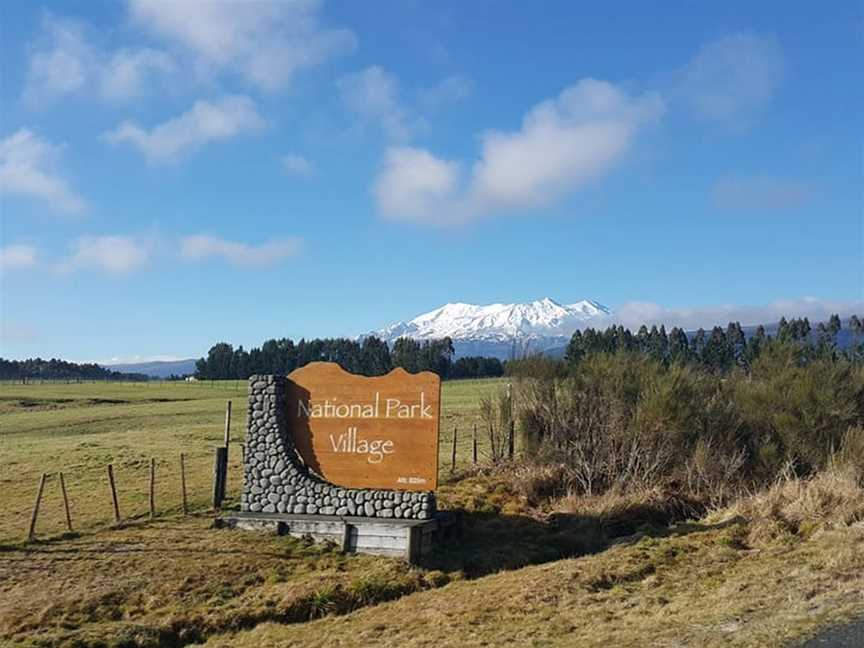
[372,298,612,359]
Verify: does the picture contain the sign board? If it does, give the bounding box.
[286,362,440,491]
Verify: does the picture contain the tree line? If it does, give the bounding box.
[0,357,148,382]
[552,314,862,375]
[194,336,505,380]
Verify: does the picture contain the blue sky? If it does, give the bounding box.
[0,1,861,362]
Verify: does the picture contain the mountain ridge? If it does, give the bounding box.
[372,297,611,359]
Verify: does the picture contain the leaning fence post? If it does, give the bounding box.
[472,423,478,466]
[212,447,228,509]
[107,464,121,524]
[148,458,156,520]
[59,472,73,533]
[224,400,232,449]
[451,425,458,473]
[180,453,188,516]
[27,473,48,542]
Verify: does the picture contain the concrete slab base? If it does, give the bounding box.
[217,511,458,563]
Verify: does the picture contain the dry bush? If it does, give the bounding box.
[499,461,574,505]
[552,485,705,538]
[478,388,513,463]
[708,465,864,546]
[511,351,864,505]
[834,425,864,479]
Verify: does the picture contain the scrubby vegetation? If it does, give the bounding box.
[498,338,864,510]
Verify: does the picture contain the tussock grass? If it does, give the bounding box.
[707,465,864,546]
[197,474,864,648]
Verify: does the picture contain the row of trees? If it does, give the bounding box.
[194,336,504,380]
[0,358,147,381]
[561,314,861,374]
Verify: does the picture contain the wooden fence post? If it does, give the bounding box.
[507,382,515,460]
[212,447,228,509]
[59,472,73,533]
[472,423,478,466]
[180,453,188,516]
[27,473,48,541]
[148,458,156,520]
[224,400,232,448]
[107,464,121,524]
[451,426,458,473]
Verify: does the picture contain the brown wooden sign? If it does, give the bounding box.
[286,362,440,491]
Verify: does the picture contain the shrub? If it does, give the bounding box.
[512,348,864,503]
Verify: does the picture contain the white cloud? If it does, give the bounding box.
[129,0,355,91]
[0,129,85,213]
[103,95,265,162]
[418,75,473,111]
[337,66,416,140]
[24,16,174,104]
[677,33,784,125]
[591,297,863,331]
[711,177,814,211]
[0,245,38,269]
[282,153,314,176]
[375,79,663,225]
[338,67,472,141]
[181,235,301,267]
[375,148,464,221]
[99,48,175,101]
[59,235,150,274]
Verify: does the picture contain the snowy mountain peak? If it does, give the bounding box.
[372,298,611,358]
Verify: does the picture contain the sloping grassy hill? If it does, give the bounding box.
[199,520,864,648]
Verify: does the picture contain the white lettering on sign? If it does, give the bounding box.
[396,476,428,485]
[328,426,395,464]
[298,391,433,420]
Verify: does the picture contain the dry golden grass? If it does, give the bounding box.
[197,526,864,647]
[4,381,863,647]
[0,516,439,648]
[705,466,864,546]
[193,470,864,648]
[2,470,861,647]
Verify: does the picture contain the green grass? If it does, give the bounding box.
[0,517,441,648]
[4,377,860,647]
[0,378,505,544]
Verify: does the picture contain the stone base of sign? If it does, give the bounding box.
[217,511,458,563]
[242,375,436,520]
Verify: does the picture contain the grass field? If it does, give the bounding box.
[2,378,862,647]
[0,378,505,544]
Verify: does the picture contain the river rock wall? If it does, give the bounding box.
[241,375,436,520]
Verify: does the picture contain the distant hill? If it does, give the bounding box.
[103,359,197,378]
